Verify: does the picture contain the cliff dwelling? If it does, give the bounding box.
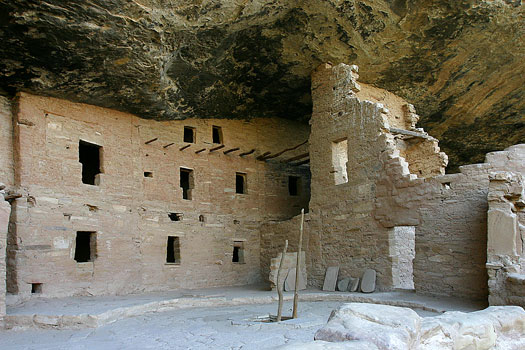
[0,1,524,349]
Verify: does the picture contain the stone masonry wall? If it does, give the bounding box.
[260,63,448,291]
[376,144,525,300]
[7,92,310,298]
[486,145,525,307]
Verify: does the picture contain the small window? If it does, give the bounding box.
[332,138,348,185]
[288,176,300,196]
[168,213,183,221]
[183,127,195,143]
[232,241,245,263]
[180,168,194,200]
[144,171,153,178]
[31,283,42,294]
[79,140,102,185]
[199,215,205,222]
[212,126,223,144]
[166,236,181,264]
[236,173,246,194]
[74,231,96,262]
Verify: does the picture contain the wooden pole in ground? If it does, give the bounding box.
[277,240,288,322]
[292,208,305,319]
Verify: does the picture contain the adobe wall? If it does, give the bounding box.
[7,92,310,298]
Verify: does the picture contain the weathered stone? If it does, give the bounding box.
[314,303,421,350]
[284,268,306,292]
[361,269,376,293]
[1,1,523,169]
[348,278,360,292]
[337,278,350,292]
[322,267,339,292]
[278,340,379,350]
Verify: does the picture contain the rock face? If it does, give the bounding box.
[0,1,523,170]
[301,303,525,350]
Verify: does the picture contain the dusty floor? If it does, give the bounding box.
[0,300,439,350]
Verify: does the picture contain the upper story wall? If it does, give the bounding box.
[8,92,310,298]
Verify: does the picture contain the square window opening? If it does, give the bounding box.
[79,140,102,185]
[232,241,245,263]
[74,231,96,262]
[236,173,246,194]
[212,126,223,144]
[144,171,153,178]
[288,176,300,196]
[168,212,183,221]
[166,236,181,264]
[180,168,194,200]
[31,283,42,294]
[183,127,195,143]
[332,138,348,185]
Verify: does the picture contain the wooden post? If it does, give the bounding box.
[276,240,288,322]
[292,208,305,319]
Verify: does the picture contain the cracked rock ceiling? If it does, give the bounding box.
[0,0,523,170]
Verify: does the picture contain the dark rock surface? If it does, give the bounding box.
[0,0,523,170]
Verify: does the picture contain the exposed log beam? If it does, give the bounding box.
[163,143,175,149]
[283,152,309,163]
[145,137,158,144]
[263,140,308,160]
[179,144,191,151]
[223,147,240,154]
[239,149,255,157]
[209,145,225,152]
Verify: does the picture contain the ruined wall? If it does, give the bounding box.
[7,92,310,298]
[486,145,525,307]
[260,63,448,291]
[375,144,525,300]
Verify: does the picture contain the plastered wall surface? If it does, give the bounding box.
[486,145,525,307]
[7,93,310,298]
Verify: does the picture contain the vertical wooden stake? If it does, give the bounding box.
[277,240,288,322]
[292,208,305,319]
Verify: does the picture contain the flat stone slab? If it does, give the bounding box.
[348,277,359,292]
[284,268,306,291]
[337,278,350,292]
[361,269,376,293]
[322,267,339,292]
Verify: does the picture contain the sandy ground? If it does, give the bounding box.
[1,300,438,350]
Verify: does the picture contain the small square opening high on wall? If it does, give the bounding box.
[180,168,194,200]
[183,126,195,143]
[166,236,181,264]
[332,138,348,185]
[232,241,245,263]
[79,140,102,185]
[288,176,300,196]
[236,173,246,194]
[31,283,42,294]
[74,231,96,262]
[212,126,223,144]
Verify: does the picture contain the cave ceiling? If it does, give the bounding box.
[0,0,523,170]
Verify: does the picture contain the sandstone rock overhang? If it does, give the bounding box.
[0,0,523,170]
